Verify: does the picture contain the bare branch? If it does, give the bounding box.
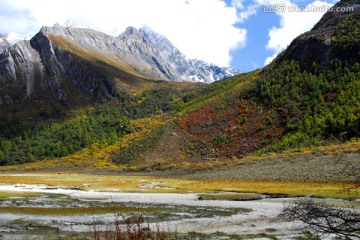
[280,198,360,239]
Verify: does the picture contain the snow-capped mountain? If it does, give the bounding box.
[138,27,242,83]
[186,60,243,82]
[5,32,33,45]
[0,24,243,107]
[1,25,242,82]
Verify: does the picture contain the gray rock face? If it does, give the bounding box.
[0,25,242,106]
[0,26,120,105]
[47,24,243,82]
[0,35,66,105]
[117,27,170,78]
[137,27,243,83]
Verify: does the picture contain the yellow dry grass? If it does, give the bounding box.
[0,173,357,199]
[0,138,359,200]
[0,205,153,216]
[0,191,44,200]
[49,35,153,80]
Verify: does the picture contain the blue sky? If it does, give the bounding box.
[0,0,339,72]
[229,1,281,71]
[225,0,338,71]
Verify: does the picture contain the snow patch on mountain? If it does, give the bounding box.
[138,26,242,83]
[0,32,33,53]
[63,19,94,30]
[5,32,33,45]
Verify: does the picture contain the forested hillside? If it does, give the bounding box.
[0,0,359,168]
[0,86,195,165]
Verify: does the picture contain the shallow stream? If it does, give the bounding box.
[0,183,354,239]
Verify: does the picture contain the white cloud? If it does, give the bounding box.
[0,0,249,67]
[264,52,278,66]
[264,0,333,65]
[231,0,245,9]
[238,4,259,22]
[0,0,39,35]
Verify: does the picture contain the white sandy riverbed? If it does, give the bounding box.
[0,183,302,236]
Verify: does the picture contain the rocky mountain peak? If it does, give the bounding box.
[117,26,147,46]
[134,26,242,82]
[139,27,161,42]
[273,0,360,68]
[0,24,243,110]
[38,25,120,54]
[122,26,141,36]
[139,27,180,55]
[2,25,242,83]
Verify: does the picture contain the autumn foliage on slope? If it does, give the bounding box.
[180,93,284,159]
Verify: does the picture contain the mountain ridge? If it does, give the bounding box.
[0,25,241,112]
[0,25,241,83]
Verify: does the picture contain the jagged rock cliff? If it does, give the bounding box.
[0,26,153,108]
[0,25,241,109]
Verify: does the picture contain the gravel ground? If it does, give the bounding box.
[180,153,360,182]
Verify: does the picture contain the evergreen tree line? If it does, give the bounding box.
[249,60,360,151]
[0,87,190,165]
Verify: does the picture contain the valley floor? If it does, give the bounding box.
[0,179,358,240]
[0,141,359,239]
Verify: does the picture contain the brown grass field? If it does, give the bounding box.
[0,140,359,199]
